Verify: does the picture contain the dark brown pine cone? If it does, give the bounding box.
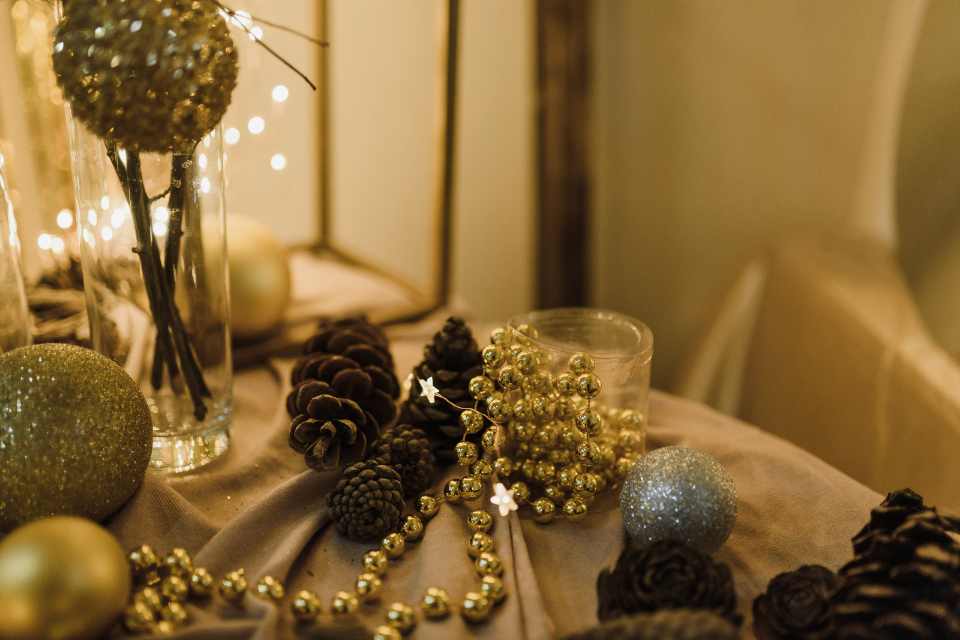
[328,461,404,542]
[563,610,738,640]
[370,424,437,497]
[596,540,742,628]
[298,316,393,372]
[830,489,960,639]
[399,317,484,465]
[753,565,840,640]
[288,353,398,429]
[288,380,380,471]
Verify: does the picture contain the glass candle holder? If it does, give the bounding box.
[0,159,31,354]
[508,308,653,446]
[65,117,232,474]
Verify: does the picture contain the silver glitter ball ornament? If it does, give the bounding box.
[619,446,736,553]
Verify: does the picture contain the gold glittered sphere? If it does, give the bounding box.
[480,575,507,605]
[331,590,359,615]
[53,0,239,153]
[0,516,131,640]
[291,589,321,622]
[0,344,153,532]
[385,602,417,633]
[461,591,492,623]
[420,586,450,619]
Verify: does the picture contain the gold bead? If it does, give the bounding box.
[416,495,440,519]
[373,625,403,640]
[533,424,557,447]
[514,322,538,339]
[480,575,507,605]
[467,531,496,558]
[550,448,573,465]
[124,602,156,633]
[535,461,557,484]
[575,412,603,436]
[496,366,521,391]
[512,398,531,421]
[507,344,525,362]
[490,327,510,346]
[218,569,247,604]
[493,456,514,477]
[471,459,494,480]
[563,496,589,521]
[576,441,601,465]
[513,422,534,442]
[521,459,538,480]
[134,586,163,613]
[385,602,417,633]
[614,456,635,478]
[568,352,595,374]
[475,552,503,577]
[530,395,553,422]
[618,428,645,452]
[619,409,644,430]
[356,572,383,602]
[382,532,406,558]
[556,466,577,489]
[160,601,189,626]
[573,473,600,497]
[544,484,566,502]
[291,589,321,622]
[487,397,511,421]
[401,515,425,542]
[444,478,462,503]
[529,444,547,460]
[468,376,495,401]
[515,350,536,374]
[459,408,485,434]
[554,398,576,420]
[331,590,359,615]
[254,575,285,601]
[532,498,557,524]
[510,481,530,504]
[161,575,189,602]
[523,371,553,395]
[576,373,602,399]
[128,544,160,579]
[189,567,215,598]
[481,344,504,368]
[481,426,499,450]
[560,426,584,448]
[461,591,493,623]
[555,373,577,396]
[363,549,389,575]
[455,441,479,466]
[460,475,483,500]
[467,509,494,532]
[421,586,450,619]
[163,547,194,577]
[153,620,177,635]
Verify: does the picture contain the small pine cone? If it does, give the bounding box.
[370,425,437,497]
[288,380,380,471]
[288,354,398,428]
[400,317,484,464]
[564,610,738,640]
[329,461,404,542]
[298,315,393,372]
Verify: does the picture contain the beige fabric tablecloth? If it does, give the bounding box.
[107,322,881,639]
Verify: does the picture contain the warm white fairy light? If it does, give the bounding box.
[270,153,287,171]
[248,116,265,135]
[198,153,208,170]
[225,127,241,145]
[152,221,168,238]
[272,84,289,103]
[100,226,113,242]
[200,177,212,194]
[56,209,74,230]
[100,195,110,210]
[153,206,170,224]
[50,236,65,254]
[111,207,128,229]
[250,26,264,41]
[37,233,52,251]
[87,209,98,226]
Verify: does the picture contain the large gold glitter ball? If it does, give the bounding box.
[52,0,239,153]
[0,516,131,640]
[0,344,152,532]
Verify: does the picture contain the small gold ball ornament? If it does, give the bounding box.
[134,586,163,613]
[374,625,403,640]
[128,544,161,582]
[416,495,440,519]
[386,602,417,633]
[161,575,189,603]
[331,590,359,615]
[475,552,504,577]
[382,532,406,558]
[568,352,595,374]
[218,569,248,604]
[576,373,602,399]
[468,377,495,401]
[532,498,557,524]
[189,567,215,598]
[510,482,531,504]
[254,575,285,601]
[124,601,155,633]
[0,517,131,640]
[160,600,189,626]
[455,441,479,466]
[225,215,291,339]
[444,479,463,503]
[363,550,390,576]
[163,547,194,577]
[356,572,383,602]
[460,475,484,500]
[0,345,152,532]
[467,510,494,532]
[467,531,496,558]
[401,515,425,542]
[480,575,507,604]
[563,497,590,521]
[420,586,451,619]
[291,589,321,622]
[461,591,493,623]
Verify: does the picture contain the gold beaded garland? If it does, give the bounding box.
[386,602,417,633]
[494,456,514,476]
[421,587,450,619]
[468,376,495,401]
[460,475,483,500]
[331,590,359,615]
[291,590,321,622]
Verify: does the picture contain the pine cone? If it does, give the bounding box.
[329,461,404,542]
[831,489,960,639]
[370,424,437,497]
[298,316,393,372]
[564,610,738,640]
[289,353,398,428]
[753,565,839,640]
[288,380,380,471]
[399,317,484,465]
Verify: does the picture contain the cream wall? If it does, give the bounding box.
[592,0,926,387]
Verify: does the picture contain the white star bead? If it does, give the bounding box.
[418,376,439,404]
[490,482,518,517]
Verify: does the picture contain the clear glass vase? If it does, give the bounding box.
[508,308,653,448]
[65,119,232,473]
[0,159,31,354]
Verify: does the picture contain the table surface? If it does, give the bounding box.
[107,319,882,639]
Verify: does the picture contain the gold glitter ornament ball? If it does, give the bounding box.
[0,344,152,532]
[0,516,131,640]
[52,0,239,153]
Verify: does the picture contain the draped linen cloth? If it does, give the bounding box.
[106,320,880,639]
